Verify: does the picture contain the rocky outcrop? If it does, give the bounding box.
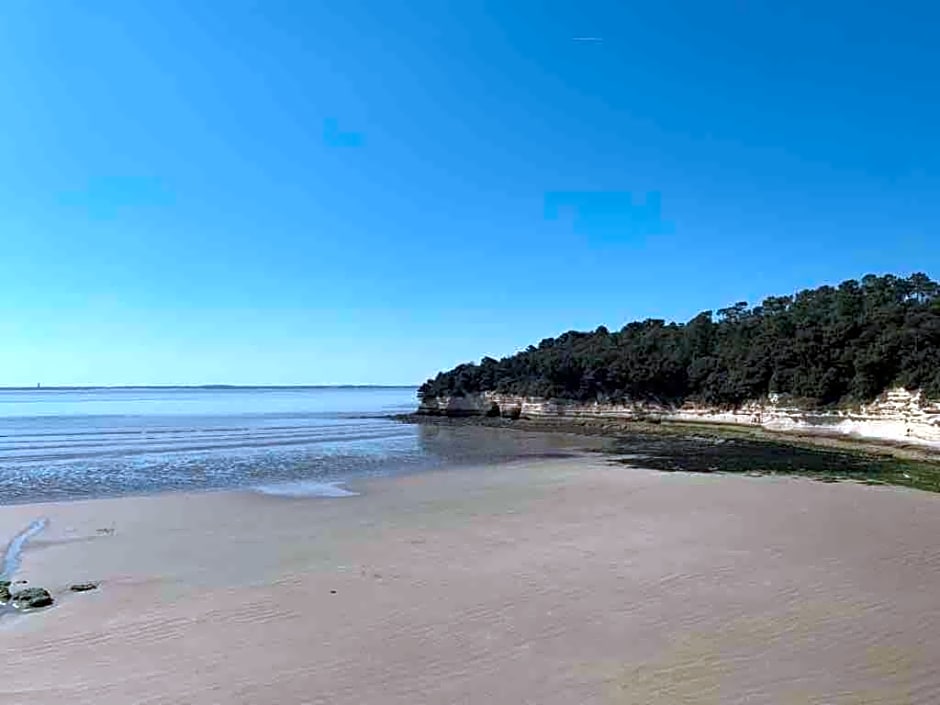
[418,388,940,449]
[10,587,53,609]
[69,582,98,592]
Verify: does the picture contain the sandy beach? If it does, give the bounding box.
[3,457,940,704]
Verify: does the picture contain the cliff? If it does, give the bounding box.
[418,388,940,450]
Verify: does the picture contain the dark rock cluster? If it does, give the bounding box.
[0,582,54,609]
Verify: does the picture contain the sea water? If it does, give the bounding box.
[0,387,583,504]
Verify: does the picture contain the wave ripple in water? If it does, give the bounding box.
[0,388,588,504]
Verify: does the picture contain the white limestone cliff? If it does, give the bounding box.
[418,388,940,450]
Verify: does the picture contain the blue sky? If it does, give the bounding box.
[1,1,937,386]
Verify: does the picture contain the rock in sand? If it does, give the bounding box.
[11,587,54,609]
[69,582,99,593]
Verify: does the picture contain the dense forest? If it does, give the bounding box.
[419,274,940,407]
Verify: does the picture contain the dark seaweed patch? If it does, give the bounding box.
[608,433,940,492]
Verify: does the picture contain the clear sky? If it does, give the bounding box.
[1,1,937,386]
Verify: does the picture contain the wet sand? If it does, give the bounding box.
[2,458,940,704]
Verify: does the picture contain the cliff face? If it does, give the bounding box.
[418,388,940,449]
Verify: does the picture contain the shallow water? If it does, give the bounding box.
[0,517,47,580]
[0,387,591,504]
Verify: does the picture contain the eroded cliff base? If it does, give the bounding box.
[414,388,940,451]
[397,390,940,492]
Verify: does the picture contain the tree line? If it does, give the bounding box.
[419,274,940,407]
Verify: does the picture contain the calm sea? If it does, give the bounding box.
[0,387,583,504]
